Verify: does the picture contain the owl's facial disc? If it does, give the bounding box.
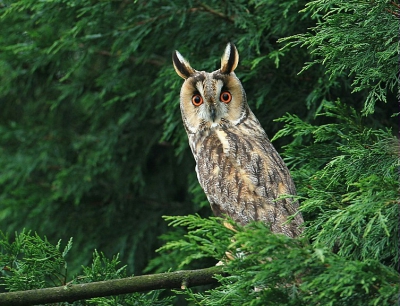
[194,74,227,124]
[179,70,247,134]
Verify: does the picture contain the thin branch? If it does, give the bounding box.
[120,4,234,31]
[385,1,400,18]
[198,3,235,22]
[96,50,166,66]
[0,266,223,306]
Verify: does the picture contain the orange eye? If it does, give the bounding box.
[192,94,203,106]
[220,91,232,103]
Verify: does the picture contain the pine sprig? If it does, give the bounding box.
[0,231,72,291]
[280,0,398,114]
[274,101,398,267]
[153,215,236,269]
[157,217,399,305]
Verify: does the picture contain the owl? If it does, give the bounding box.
[173,43,303,238]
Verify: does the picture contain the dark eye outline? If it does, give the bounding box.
[191,94,203,106]
[220,91,232,103]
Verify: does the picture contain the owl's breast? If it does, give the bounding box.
[191,127,264,207]
[189,125,303,236]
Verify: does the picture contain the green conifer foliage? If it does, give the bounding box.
[0,0,320,275]
[281,0,398,114]
[273,102,398,268]
[0,0,398,304]
[153,215,399,305]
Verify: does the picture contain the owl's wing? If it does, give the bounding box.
[195,127,303,238]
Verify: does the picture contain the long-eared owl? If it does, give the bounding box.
[173,43,303,238]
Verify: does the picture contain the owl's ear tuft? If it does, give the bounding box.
[220,42,239,74]
[173,50,196,79]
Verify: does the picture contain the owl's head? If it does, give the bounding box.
[173,43,249,134]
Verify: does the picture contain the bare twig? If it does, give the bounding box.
[198,3,235,22]
[385,1,400,18]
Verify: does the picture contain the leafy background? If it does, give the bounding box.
[0,0,398,304]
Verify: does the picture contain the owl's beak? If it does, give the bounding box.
[209,105,216,122]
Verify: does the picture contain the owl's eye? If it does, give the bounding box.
[220,91,232,103]
[192,94,203,106]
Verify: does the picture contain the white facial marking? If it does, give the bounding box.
[194,77,227,125]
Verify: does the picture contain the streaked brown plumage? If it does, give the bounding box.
[173,43,303,237]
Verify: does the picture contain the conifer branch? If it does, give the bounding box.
[0,266,223,306]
